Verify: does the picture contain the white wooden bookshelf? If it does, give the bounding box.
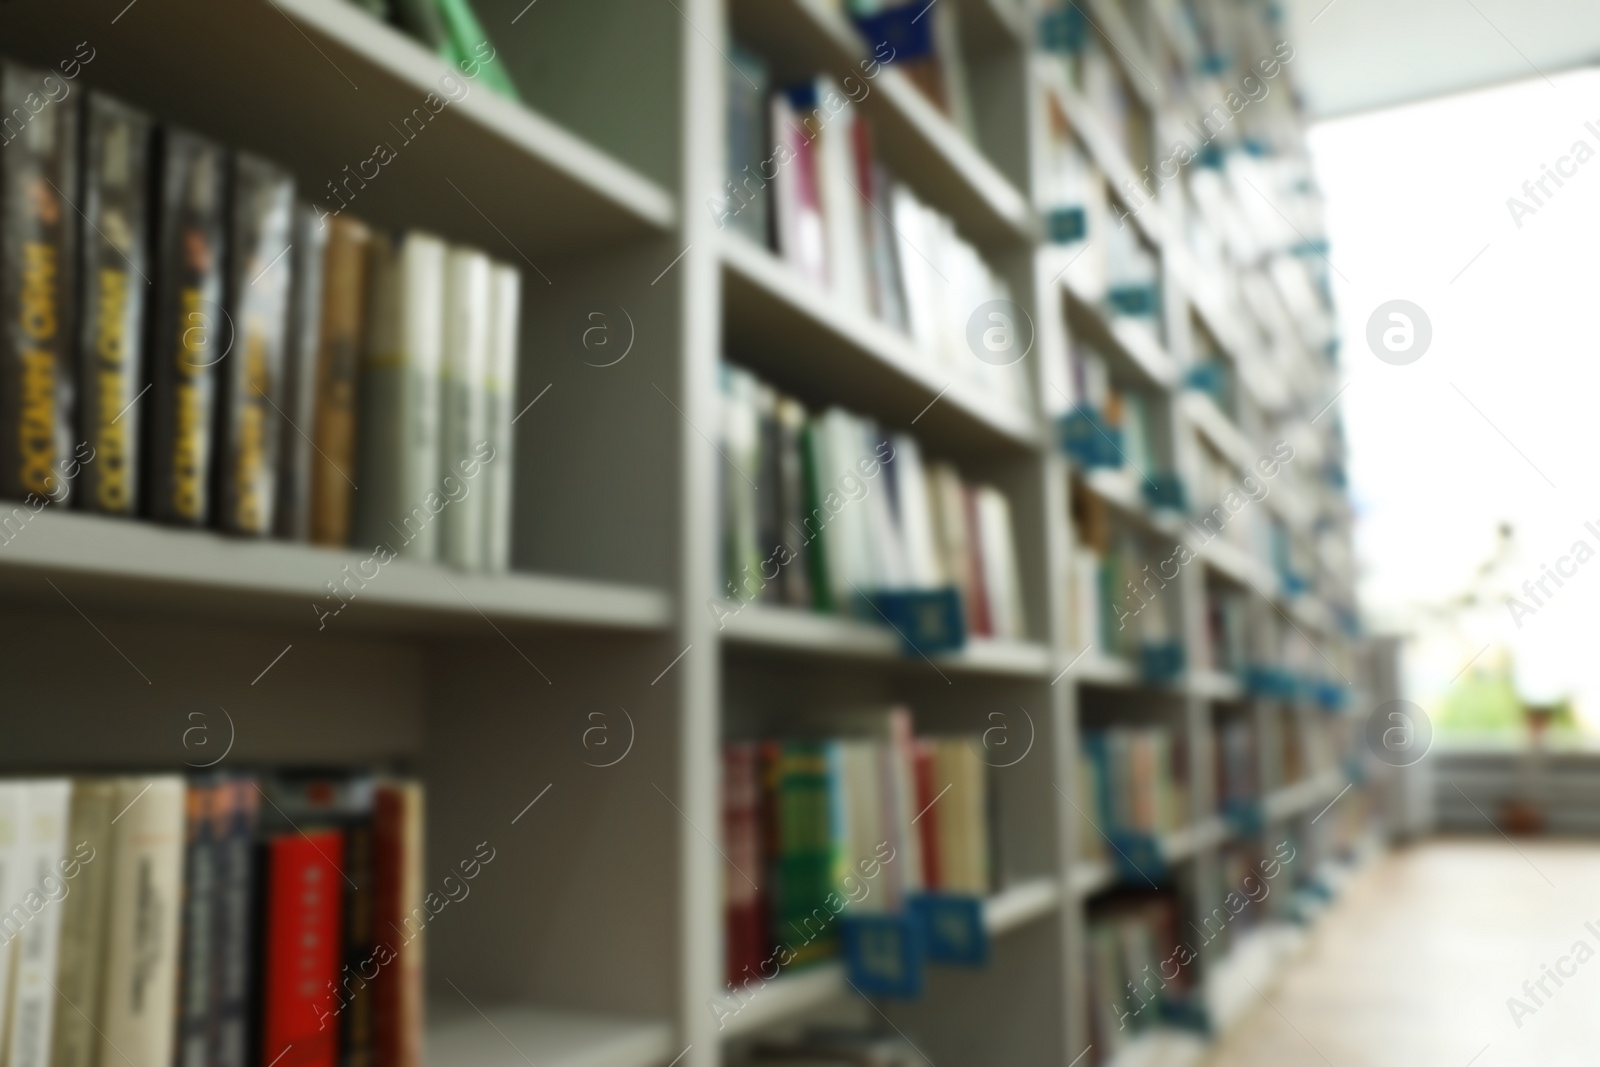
[0,0,1367,1065]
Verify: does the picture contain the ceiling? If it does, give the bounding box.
[1282,0,1600,118]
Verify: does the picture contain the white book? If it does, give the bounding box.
[859,423,908,590]
[0,783,27,1054]
[100,777,185,1067]
[890,185,940,359]
[820,409,875,608]
[813,80,867,314]
[483,262,521,573]
[439,247,493,571]
[889,434,942,589]
[975,486,1026,641]
[8,780,72,1067]
[357,230,447,560]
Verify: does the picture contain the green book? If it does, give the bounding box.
[434,0,520,101]
[799,421,833,613]
[767,742,837,967]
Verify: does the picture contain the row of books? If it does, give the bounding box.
[1084,891,1191,1064]
[0,62,521,571]
[1080,726,1191,846]
[722,709,992,987]
[339,0,519,100]
[719,364,1028,643]
[1066,526,1177,665]
[0,772,424,1067]
[722,62,1027,413]
[1063,341,1160,474]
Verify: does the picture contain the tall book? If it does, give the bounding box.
[0,61,79,504]
[722,743,766,988]
[47,778,115,1067]
[355,230,445,560]
[723,46,769,245]
[811,79,866,313]
[773,396,813,608]
[438,248,491,570]
[145,127,226,525]
[769,92,827,287]
[211,778,260,1067]
[0,783,26,1053]
[175,780,220,1067]
[100,776,186,1067]
[275,202,328,541]
[258,829,346,1067]
[76,92,151,515]
[482,262,519,573]
[217,153,294,535]
[975,486,1025,640]
[310,215,371,546]
[8,779,72,1067]
[372,781,424,1067]
[762,741,836,966]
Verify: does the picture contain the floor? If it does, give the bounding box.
[1205,838,1600,1067]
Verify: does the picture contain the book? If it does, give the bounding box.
[773,396,813,608]
[310,215,371,546]
[974,486,1025,640]
[720,366,762,601]
[435,0,519,100]
[76,91,151,515]
[762,741,836,966]
[372,780,424,1067]
[811,78,866,313]
[175,780,221,1067]
[482,262,519,572]
[217,152,295,535]
[769,92,827,288]
[275,202,329,541]
[0,61,79,505]
[211,778,260,1067]
[258,829,346,1067]
[355,230,446,560]
[722,45,769,245]
[145,127,226,525]
[7,779,72,1067]
[47,778,115,1067]
[439,247,491,570]
[100,776,186,1067]
[722,743,766,988]
[0,783,25,1053]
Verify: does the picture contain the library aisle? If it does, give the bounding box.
[1204,840,1600,1067]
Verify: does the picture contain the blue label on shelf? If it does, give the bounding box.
[1047,206,1088,244]
[842,913,925,998]
[1223,800,1265,837]
[1107,831,1168,884]
[1058,406,1123,468]
[1107,285,1160,318]
[1038,6,1089,52]
[1141,473,1187,512]
[913,894,988,966]
[870,587,966,656]
[1139,641,1185,684]
[851,6,936,64]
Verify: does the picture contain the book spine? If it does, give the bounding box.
[259,830,346,1067]
[175,781,218,1067]
[722,744,765,988]
[438,249,490,570]
[7,780,73,1067]
[47,779,114,1067]
[372,783,423,1067]
[339,811,376,1067]
[482,262,518,573]
[309,215,371,547]
[210,778,259,1067]
[0,784,26,1053]
[77,92,151,515]
[774,398,812,609]
[0,62,79,505]
[274,202,327,541]
[99,777,186,1067]
[145,128,226,524]
[218,153,295,535]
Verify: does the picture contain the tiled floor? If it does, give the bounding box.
[1205,838,1600,1067]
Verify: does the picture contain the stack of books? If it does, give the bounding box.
[721,708,991,988]
[1080,726,1190,843]
[721,59,1025,414]
[0,772,425,1067]
[1084,891,1192,1063]
[719,363,1027,643]
[0,60,521,573]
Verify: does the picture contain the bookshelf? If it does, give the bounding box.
[0,0,1367,1066]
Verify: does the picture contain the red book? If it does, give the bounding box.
[912,739,941,890]
[259,829,346,1067]
[372,782,425,1067]
[723,743,766,988]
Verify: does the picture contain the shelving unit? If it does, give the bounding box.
[0,0,1367,1066]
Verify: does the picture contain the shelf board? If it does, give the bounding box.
[729,0,1033,246]
[985,876,1064,935]
[1060,278,1180,392]
[1069,860,1117,899]
[1103,1028,1207,1067]
[719,602,1053,678]
[1,0,674,258]
[428,1005,676,1067]
[715,879,1061,1040]
[1078,469,1187,540]
[1182,392,1257,473]
[1190,670,1245,702]
[1160,817,1227,863]
[1264,772,1345,822]
[721,236,1039,454]
[0,511,671,635]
